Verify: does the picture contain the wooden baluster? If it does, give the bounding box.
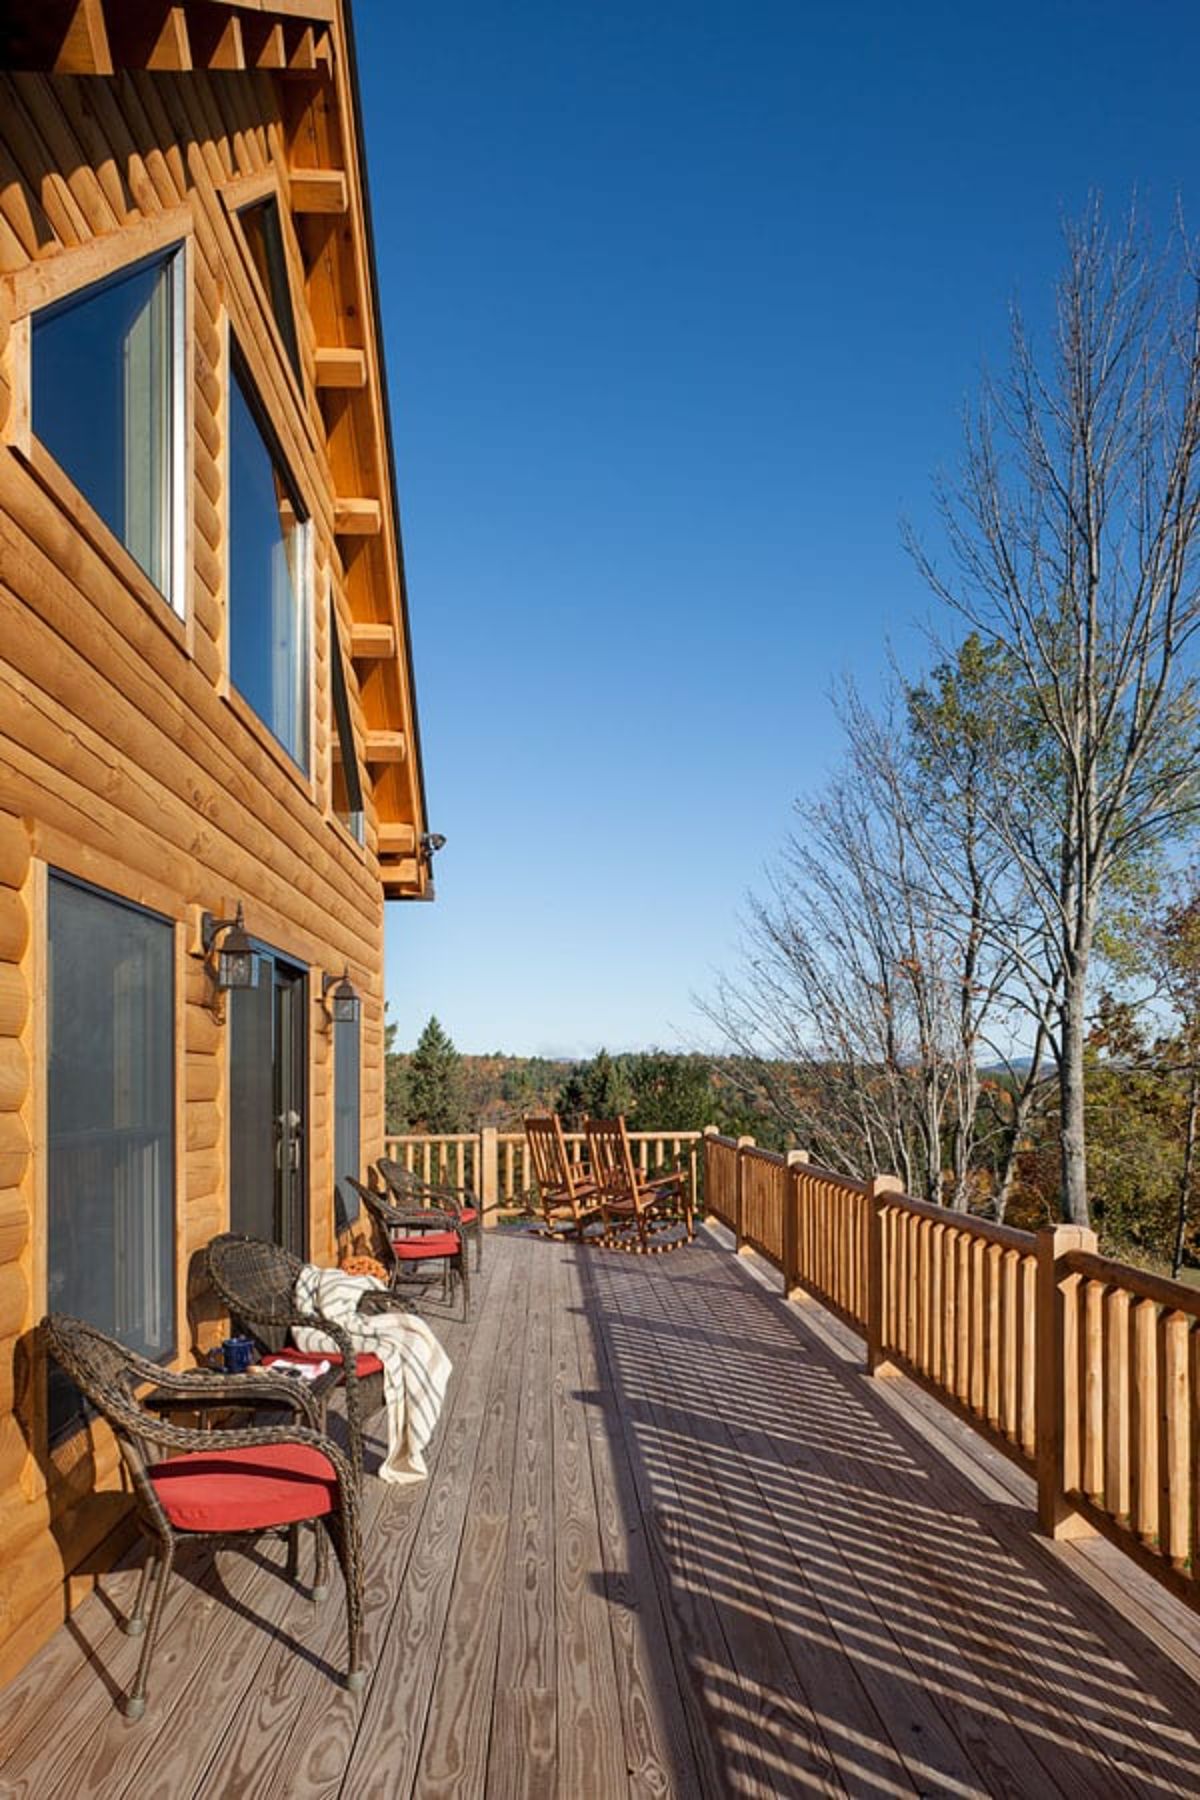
[929,1222,945,1386]
[969,1237,986,1418]
[1190,1325,1200,1584]
[943,1228,957,1398]
[1132,1297,1159,1546]
[1082,1279,1105,1504]
[1000,1248,1018,1444]
[1020,1254,1037,1461]
[955,1233,971,1406]
[1161,1310,1190,1571]
[986,1242,1002,1429]
[1103,1287,1131,1524]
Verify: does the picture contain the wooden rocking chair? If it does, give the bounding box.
[585,1116,694,1253]
[523,1114,605,1240]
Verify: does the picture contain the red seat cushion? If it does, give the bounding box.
[262,1349,385,1379]
[149,1442,338,1532]
[392,1232,460,1258]
[456,1208,478,1224]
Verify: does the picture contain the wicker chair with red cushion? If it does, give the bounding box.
[39,1313,364,1722]
[204,1233,412,1477]
[345,1177,470,1318]
[376,1156,485,1271]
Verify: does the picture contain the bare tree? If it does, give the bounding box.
[704,680,1020,1207]
[908,202,1200,1226]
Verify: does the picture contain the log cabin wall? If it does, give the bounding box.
[0,14,428,1681]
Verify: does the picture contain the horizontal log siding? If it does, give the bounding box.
[0,64,394,1682]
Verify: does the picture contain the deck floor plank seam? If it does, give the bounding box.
[486,1240,559,1800]
[548,1240,632,1798]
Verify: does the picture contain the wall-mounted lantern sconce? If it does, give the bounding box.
[420,832,446,863]
[321,967,361,1028]
[201,902,258,1021]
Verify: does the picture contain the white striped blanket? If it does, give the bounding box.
[292,1264,452,1484]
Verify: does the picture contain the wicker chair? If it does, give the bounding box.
[347,1176,470,1317]
[204,1233,405,1476]
[376,1156,484,1271]
[39,1313,364,1721]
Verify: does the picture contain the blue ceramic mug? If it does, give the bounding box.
[222,1335,255,1373]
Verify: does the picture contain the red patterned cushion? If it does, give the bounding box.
[262,1349,385,1379]
[392,1232,460,1258]
[149,1442,338,1531]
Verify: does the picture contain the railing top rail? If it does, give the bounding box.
[704,1133,740,1149]
[741,1145,788,1168]
[792,1159,869,1196]
[1064,1249,1200,1319]
[877,1188,1037,1253]
[386,1133,478,1144]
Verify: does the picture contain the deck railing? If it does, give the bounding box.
[383,1127,704,1212]
[702,1131,1200,1610]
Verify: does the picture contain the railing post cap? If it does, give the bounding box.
[1036,1221,1097,1254]
[870,1173,903,1198]
[736,1134,756,1148]
[786,1149,809,1166]
[702,1123,719,1136]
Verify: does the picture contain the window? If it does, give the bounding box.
[237,198,302,382]
[330,606,365,843]
[32,247,184,615]
[228,355,311,770]
[334,1013,361,1223]
[47,876,175,1440]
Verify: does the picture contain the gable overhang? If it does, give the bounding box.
[2,0,433,901]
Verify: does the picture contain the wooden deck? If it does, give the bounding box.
[3,1227,1200,1797]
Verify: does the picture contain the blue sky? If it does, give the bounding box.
[358,0,1200,1055]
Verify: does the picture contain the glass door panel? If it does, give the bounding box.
[230,949,307,1254]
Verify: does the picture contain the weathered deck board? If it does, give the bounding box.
[2,1228,1200,1798]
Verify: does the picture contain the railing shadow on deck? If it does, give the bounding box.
[570,1235,1200,1799]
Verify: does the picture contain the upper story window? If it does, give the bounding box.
[330,606,365,843]
[32,247,185,616]
[228,354,311,771]
[237,197,302,383]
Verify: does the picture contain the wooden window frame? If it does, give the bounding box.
[1,206,197,653]
[219,172,307,409]
[222,328,318,798]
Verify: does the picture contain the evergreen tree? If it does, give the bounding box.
[407,1016,466,1131]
